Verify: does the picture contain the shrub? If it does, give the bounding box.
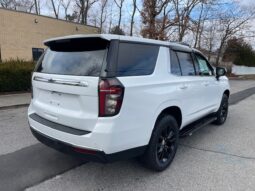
[223,37,255,67]
[0,59,35,92]
[110,26,125,35]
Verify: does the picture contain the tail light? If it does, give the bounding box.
[99,78,124,117]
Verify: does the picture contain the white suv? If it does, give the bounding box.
[28,34,230,171]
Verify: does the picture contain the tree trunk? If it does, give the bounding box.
[34,0,38,15]
[194,3,204,48]
[114,0,124,28]
[84,7,88,25]
[51,0,58,19]
[216,39,226,66]
[118,8,122,28]
[80,0,85,24]
[130,0,136,36]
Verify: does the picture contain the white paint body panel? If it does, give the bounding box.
[28,37,230,154]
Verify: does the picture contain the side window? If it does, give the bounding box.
[116,43,159,76]
[170,50,182,76]
[195,54,213,76]
[176,52,196,76]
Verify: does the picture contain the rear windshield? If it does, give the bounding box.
[36,38,108,76]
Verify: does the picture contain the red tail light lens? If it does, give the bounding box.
[99,78,124,117]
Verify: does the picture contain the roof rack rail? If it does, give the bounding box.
[171,41,191,47]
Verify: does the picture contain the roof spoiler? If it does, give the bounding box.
[44,37,109,52]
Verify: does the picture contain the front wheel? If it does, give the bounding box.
[213,94,229,125]
[140,115,179,171]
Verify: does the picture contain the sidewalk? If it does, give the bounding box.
[0,93,30,109]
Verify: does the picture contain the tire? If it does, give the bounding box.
[141,115,179,171]
[213,94,229,125]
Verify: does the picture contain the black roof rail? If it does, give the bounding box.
[170,41,191,47]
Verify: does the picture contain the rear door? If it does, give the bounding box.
[31,37,109,131]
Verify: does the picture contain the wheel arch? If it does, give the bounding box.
[224,89,230,97]
[155,106,182,129]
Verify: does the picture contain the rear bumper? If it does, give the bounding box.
[30,127,146,163]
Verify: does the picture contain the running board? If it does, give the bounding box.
[180,115,217,138]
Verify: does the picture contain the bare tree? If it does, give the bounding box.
[60,0,72,20]
[193,1,206,48]
[192,0,220,49]
[130,0,137,36]
[202,20,218,62]
[14,0,35,12]
[114,0,124,28]
[98,0,108,33]
[172,0,201,42]
[215,8,255,66]
[108,3,113,33]
[50,0,61,19]
[75,0,98,25]
[0,0,37,13]
[0,0,14,8]
[34,0,38,14]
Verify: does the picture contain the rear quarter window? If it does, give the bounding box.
[116,43,159,76]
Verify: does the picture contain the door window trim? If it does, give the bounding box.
[170,49,198,76]
[169,49,182,76]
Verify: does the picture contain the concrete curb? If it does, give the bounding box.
[0,104,30,110]
[229,87,255,105]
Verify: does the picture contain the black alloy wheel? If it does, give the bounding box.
[156,126,177,164]
[213,94,229,125]
[140,115,179,171]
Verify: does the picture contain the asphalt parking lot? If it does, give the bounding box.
[1,80,255,191]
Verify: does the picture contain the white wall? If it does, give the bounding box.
[232,65,255,75]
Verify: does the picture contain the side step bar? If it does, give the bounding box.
[180,115,217,138]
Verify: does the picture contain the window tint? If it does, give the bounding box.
[32,48,44,61]
[176,52,196,76]
[36,38,108,76]
[116,43,159,76]
[195,54,213,76]
[170,50,181,76]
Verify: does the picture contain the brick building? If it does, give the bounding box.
[0,8,98,61]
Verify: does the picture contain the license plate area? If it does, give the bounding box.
[49,91,62,106]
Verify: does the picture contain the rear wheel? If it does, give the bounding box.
[213,94,229,125]
[141,115,179,171]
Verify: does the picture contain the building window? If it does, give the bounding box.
[32,48,44,61]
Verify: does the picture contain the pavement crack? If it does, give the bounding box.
[180,143,255,161]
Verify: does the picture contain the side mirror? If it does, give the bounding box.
[216,67,226,80]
